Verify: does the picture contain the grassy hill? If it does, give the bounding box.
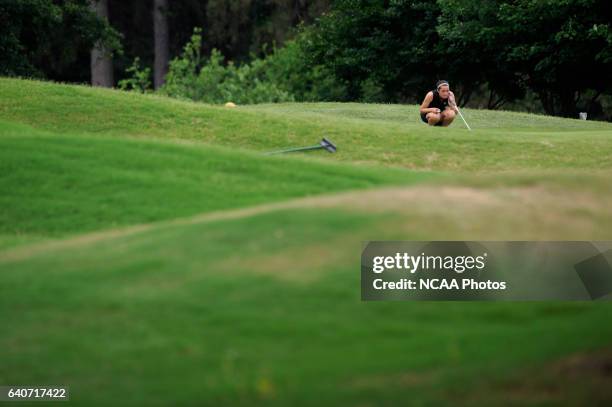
[0,121,430,243]
[3,78,611,171]
[1,78,612,406]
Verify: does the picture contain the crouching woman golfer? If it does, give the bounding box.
[420,80,457,127]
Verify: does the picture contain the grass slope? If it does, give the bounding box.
[1,78,612,406]
[2,78,612,171]
[0,121,429,243]
[2,204,612,406]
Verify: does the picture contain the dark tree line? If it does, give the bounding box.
[0,0,120,82]
[99,0,331,88]
[300,0,612,117]
[1,0,329,88]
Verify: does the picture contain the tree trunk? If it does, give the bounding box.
[292,0,307,25]
[90,0,113,87]
[153,0,169,89]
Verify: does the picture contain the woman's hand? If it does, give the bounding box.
[449,92,459,111]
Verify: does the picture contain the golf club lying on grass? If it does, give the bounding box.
[265,137,337,155]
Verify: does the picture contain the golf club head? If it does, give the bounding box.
[320,137,337,153]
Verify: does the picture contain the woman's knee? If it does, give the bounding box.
[427,113,441,124]
[444,110,456,119]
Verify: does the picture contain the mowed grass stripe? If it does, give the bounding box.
[0,122,432,240]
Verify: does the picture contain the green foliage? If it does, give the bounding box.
[437,0,612,117]
[294,0,611,116]
[161,26,349,104]
[0,0,121,81]
[359,77,386,103]
[106,1,331,86]
[161,28,293,104]
[0,0,57,77]
[256,39,348,102]
[118,57,151,93]
[294,0,444,103]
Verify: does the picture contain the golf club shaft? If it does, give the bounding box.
[265,145,323,155]
[455,106,472,131]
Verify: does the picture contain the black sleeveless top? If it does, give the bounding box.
[428,90,449,110]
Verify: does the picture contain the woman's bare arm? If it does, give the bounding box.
[419,92,439,114]
[448,91,458,111]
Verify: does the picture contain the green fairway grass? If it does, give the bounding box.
[0,121,430,243]
[2,203,612,406]
[2,78,611,171]
[1,78,612,406]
